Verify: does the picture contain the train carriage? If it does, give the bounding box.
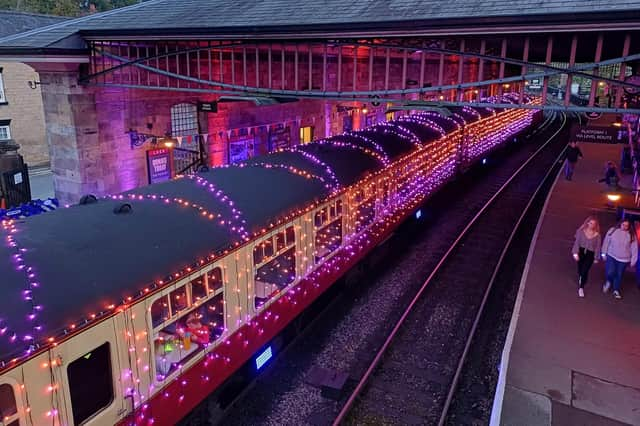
[0,98,540,426]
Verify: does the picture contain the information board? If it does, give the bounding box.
[268,126,291,151]
[146,148,173,184]
[570,125,619,144]
[229,137,254,164]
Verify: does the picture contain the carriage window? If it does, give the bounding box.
[151,295,170,328]
[207,267,223,294]
[253,245,264,265]
[382,183,389,206]
[254,226,296,309]
[355,198,376,233]
[286,226,295,245]
[170,286,188,316]
[154,293,224,381]
[276,232,286,251]
[191,276,207,303]
[263,239,274,258]
[67,343,113,425]
[315,218,343,262]
[254,248,296,309]
[0,384,18,425]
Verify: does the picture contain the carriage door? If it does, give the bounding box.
[53,319,123,425]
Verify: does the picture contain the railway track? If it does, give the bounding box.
[184,112,567,426]
[335,112,569,425]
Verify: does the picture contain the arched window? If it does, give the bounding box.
[0,383,20,425]
[170,103,198,137]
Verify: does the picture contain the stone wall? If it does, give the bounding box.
[36,52,481,204]
[0,62,48,166]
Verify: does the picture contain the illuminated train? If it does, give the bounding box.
[0,96,541,425]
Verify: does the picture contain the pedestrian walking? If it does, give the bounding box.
[572,216,601,297]
[601,219,638,299]
[564,141,583,180]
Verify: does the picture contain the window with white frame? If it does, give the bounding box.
[314,199,343,263]
[353,187,376,233]
[150,267,225,381]
[0,70,5,103]
[0,122,10,141]
[0,383,20,426]
[170,103,198,137]
[253,226,296,309]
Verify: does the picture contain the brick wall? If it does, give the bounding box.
[0,62,48,166]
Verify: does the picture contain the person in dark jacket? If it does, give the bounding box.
[564,141,583,180]
[598,161,621,189]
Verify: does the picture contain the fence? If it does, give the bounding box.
[0,164,31,209]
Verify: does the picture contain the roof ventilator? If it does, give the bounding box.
[79,194,98,205]
[113,203,133,215]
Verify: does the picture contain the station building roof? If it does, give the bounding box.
[1,0,640,52]
[0,10,67,39]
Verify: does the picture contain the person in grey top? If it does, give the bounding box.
[601,219,638,299]
[572,216,601,298]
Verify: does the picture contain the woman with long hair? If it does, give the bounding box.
[601,218,638,299]
[572,216,601,297]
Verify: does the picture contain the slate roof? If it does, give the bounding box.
[1,0,640,51]
[0,10,67,38]
[0,106,490,362]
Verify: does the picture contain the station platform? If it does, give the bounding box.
[495,142,640,426]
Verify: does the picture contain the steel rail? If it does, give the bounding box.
[436,112,568,426]
[84,82,640,114]
[332,112,567,426]
[86,40,640,92]
[89,48,640,96]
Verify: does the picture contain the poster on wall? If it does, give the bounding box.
[229,137,254,164]
[268,126,291,151]
[365,114,376,127]
[146,148,173,184]
[343,115,353,132]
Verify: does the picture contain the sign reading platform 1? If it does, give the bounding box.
[146,148,173,184]
[570,125,619,144]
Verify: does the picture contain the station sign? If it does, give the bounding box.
[198,101,218,113]
[570,124,619,144]
[146,148,173,184]
[585,111,602,120]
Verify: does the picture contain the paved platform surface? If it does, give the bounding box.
[499,142,640,426]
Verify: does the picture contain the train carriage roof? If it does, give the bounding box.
[297,142,385,186]
[243,150,337,185]
[0,198,235,360]
[413,113,460,133]
[0,105,500,363]
[393,120,443,144]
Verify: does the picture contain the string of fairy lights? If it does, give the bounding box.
[0,96,540,424]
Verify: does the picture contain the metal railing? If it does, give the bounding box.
[172,139,208,175]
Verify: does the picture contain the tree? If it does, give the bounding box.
[0,0,145,16]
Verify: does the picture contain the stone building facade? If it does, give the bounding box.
[30,49,476,204]
[0,61,48,166]
[36,68,392,202]
[0,11,68,167]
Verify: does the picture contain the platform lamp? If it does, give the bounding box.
[159,136,177,148]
